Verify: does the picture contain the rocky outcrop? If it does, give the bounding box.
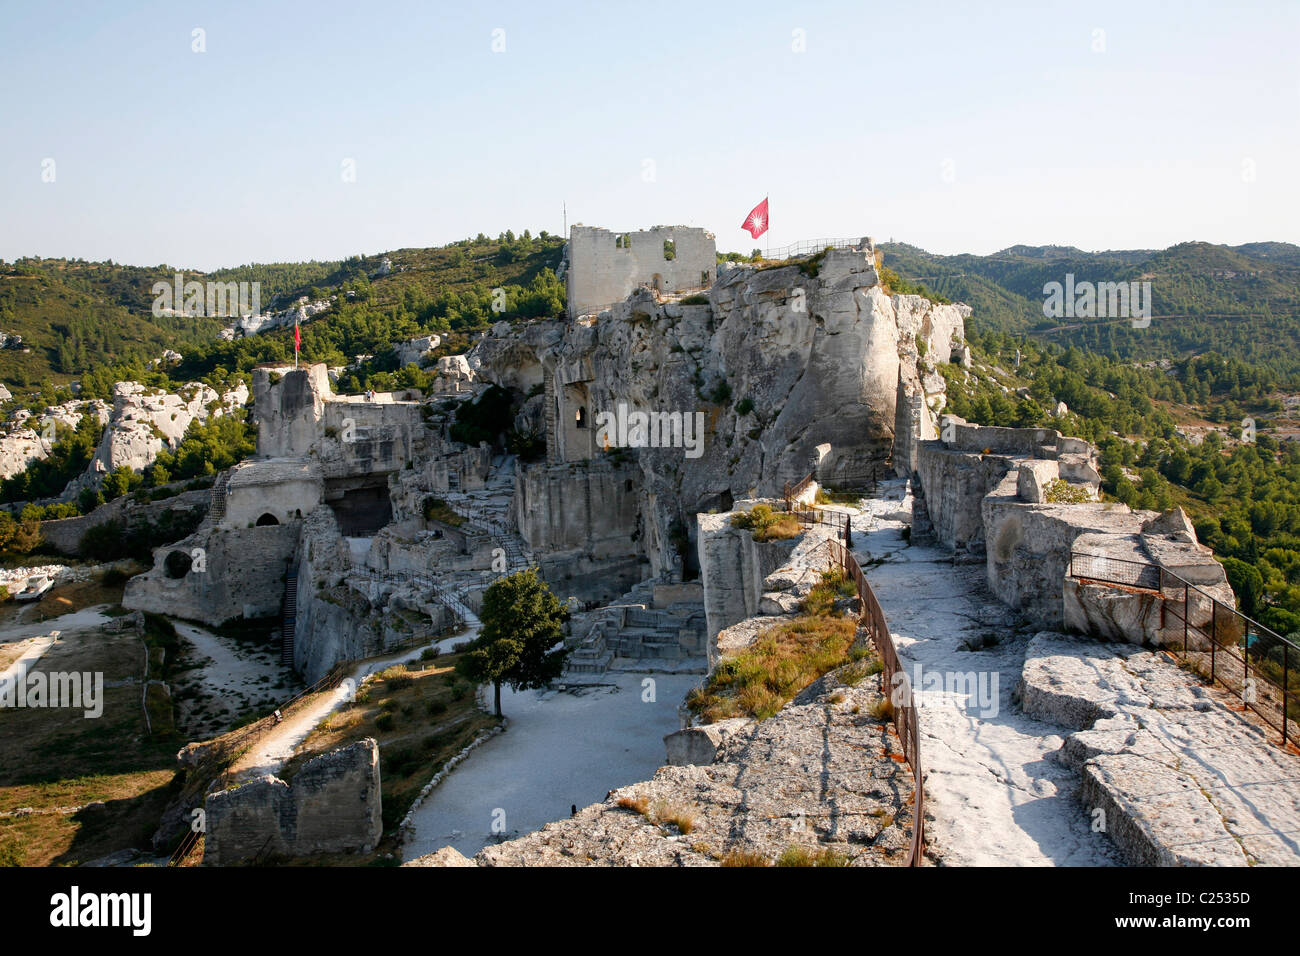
[394,335,440,368]
[468,241,962,592]
[0,399,110,480]
[203,738,383,865]
[62,381,247,498]
[1018,633,1300,866]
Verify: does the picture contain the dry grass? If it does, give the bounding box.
[720,848,771,867]
[687,571,859,722]
[650,800,697,835]
[730,504,801,542]
[0,627,183,866]
[869,696,895,722]
[616,794,649,816]
[776,844,850,867]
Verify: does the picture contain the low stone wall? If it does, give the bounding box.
[39,487,211,556]
[203,739,383,865]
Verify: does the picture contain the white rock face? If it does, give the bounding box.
[80,380,249,481]
[394,335,440,368]
[0,428,50,480]
[0,399,110,480]
[470,241,963,581]
[228,297,329,338]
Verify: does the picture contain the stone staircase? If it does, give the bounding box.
[209,470,230,522]
[443,454,535,573]
[280,564,298,665]
[360,568,479,629]
[543,377,558,463]
[563,580,707,677]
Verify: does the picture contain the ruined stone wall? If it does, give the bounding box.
[320,400,426,476]
[123,521,298,625]
[915,442,1018,550]
[697,511,800,648]
[253,364,331,458]
[566,225,716,318]
[226,473,322,528]
[203,739,382,865]
[514,459,645,603]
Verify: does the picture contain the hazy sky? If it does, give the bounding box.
[1,0,1295,269]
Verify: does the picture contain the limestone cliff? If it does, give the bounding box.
[469,240,964,588]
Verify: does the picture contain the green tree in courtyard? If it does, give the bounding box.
[455,568,568,716]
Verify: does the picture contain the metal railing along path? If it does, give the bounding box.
[827,539,924,866]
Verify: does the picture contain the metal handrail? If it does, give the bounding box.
[827,539,924,866]
[1069,550,1300,747]
[759,238,863,261]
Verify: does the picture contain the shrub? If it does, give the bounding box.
[1043,479,1094,504]
[776,844,849,867]
[101,566,133,588]
[730,504,800,542]
[735,397,755,416]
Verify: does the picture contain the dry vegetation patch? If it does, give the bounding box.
[687,569,868,722]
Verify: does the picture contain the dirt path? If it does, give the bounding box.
[229,631,473,780]
[170,622,285,738]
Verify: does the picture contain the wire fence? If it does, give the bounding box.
[759,238,864,261]
[827,539,924,866]
[1070,551,1300,747]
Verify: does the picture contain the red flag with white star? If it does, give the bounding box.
[741,197,769,239]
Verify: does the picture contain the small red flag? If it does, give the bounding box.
[294,319,301,352]
[741,197,769,239]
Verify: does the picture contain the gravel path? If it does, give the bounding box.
[401,672,698,861]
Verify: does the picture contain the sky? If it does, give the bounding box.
[0,0,1296,270]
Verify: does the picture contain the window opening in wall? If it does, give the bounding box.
[576,406,588,429]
